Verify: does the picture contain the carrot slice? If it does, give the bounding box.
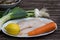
[28,22,56,36]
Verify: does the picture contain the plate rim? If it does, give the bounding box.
[1,17,57,37]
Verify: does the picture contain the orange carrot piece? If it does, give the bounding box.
[28,22,56,36]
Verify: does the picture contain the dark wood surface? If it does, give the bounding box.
[0,0,60,40]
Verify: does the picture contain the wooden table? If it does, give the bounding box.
[0,0,60,40]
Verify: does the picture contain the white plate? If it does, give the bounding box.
[1,18,57,37]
